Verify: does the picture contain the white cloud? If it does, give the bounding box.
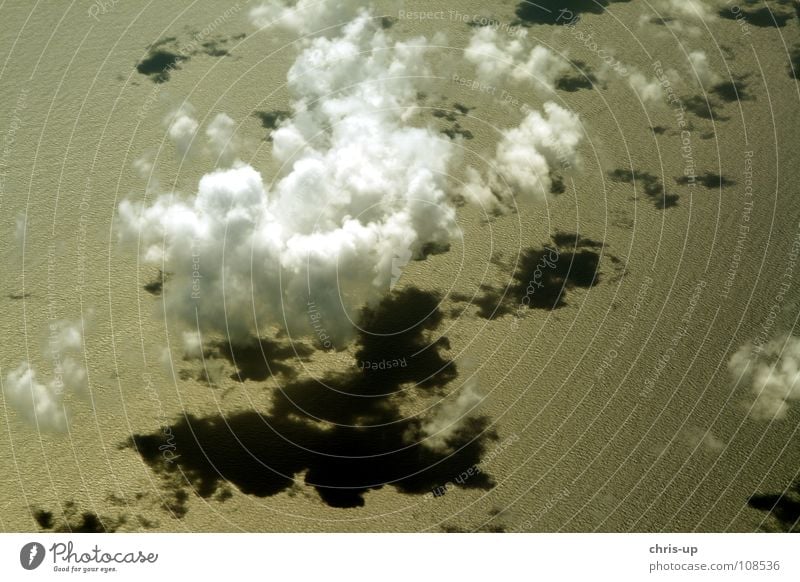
[629,71,664,104]
[133,156,153,178]
[205,113,239,166]
[120,13,456,347]
[683,426,725,452]
[464,27,569,92]
[688,50,720,87]
[166,105,198,158]
[249,0,368,36]
[420,374,483,452]
[3,321,87,432]
[121,7,584,347]
[660,0,719,22]
[4,364,67,432]
[463,102,583,210]
[729,335,800,420]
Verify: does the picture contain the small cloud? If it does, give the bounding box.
[730,335,800,421]
[464,27,570,91]
[3,321,87,432]
[688,50,721,87]
[165,105,198,158]
[419,373,483,453]
[205,113,239,166]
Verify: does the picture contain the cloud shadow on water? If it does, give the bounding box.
[556,61,599,92]
[124,288,497,510]
[31,502,124,533]
[453,232,610,320]
[719,5,795,28]
[748,480,800,532]
[212,337,315,382]
[608,168,679,209]
[513,0,631,26]
[675,172,736,189]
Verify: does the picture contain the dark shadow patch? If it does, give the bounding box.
[551,231,603,249]
[8,292,31,300]
[32,509,54,529]
[434,104,474,140]
[213,337,314,382]
[719,5,794,27]
[790,46,800,80]
[608,168,679,209]
[31,502,123,533]
[254,110,290,140]
[684,95,729,121]
[432,108,460,122]
[748,481,800,532]
[419,241,452,258]
[455,233,609,319]
[649,16,675,26]
[136,33,242,83]
[143,270,168,296]
[550,175,566,195]
[124,288,496,510]
[652,125,669,135]
[711,76,751,102]
[443,123,474,140]
[556,60,598,92]
[380,16,396,29]
[675,172,736,189]
[514,0,632,26]
[200,41,229,57]
[136,50,187,83]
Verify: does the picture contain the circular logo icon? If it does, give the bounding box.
[20,542,45,570]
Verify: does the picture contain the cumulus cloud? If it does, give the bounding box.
[120,13,457,346]
[121,7,584,347]
[462,102,583,209]
[3,321,87,432]
[688,50,721,87]
[420,373,483,452]
[729,335,800,420]
[205,112,238,166]
[133,156,153,178]
[249,0,366,36]
[660,0,719,21]
[643,0,720,35]
[166,105,198,158]
[629,71,665,104]
[464,27,569,92]
[4,364,67,432]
